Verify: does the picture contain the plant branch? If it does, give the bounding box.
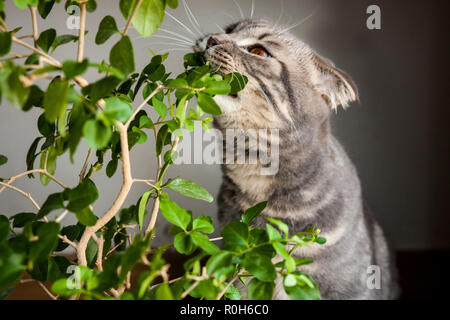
[216,273,240,300]
[0,169,68,193]
[122,0,144,36]
[36,281,58,300]
[58,234,78,249]
[94,234,104,271]
[77,1,87,62]
[28,6,38,47]
[79,148,94,182]
[0,181,40,210]
[76,122,133,266]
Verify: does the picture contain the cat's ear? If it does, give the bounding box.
[311,53,359,110]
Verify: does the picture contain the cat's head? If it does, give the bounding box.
[195,19,358,130]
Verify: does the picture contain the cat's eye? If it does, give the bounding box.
[248,46,271,57]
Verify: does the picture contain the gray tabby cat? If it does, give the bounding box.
[195,19,398,300]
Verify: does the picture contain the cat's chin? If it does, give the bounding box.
[213,94,242,114]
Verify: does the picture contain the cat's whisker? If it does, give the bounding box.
[156,48,190,53]
[149,42,191,48]
[182,0,203,37]
[232,0,245,19]
[215,23,225,33]
[250,0,255,18]
[274,0,285,31]
[150,35,194,45]
[277,11,315,35]
[165,11,197,37]
[158,28,194,43]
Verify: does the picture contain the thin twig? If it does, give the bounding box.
[0,181,40,210]
[94,234,104,271]
[123,0,144,36]
[37,282,58,300]
[28,6,38,47]
[216,274,240,300]
[77,1,87,62]
[0,169,68,193]
[58,234,78,249]
[55,210,69,223]
[79,149,94,182]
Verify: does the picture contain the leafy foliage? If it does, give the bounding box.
[0,0,325,301]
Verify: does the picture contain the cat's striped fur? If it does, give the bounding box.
[196,19,398,299]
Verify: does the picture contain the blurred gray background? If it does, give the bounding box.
[1,0,448,250]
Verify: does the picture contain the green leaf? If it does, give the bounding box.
[148,64,165,81]
[204,80,231,95]
[29,222,60,263]
[0,215,10,242]
[139,115,153,129]
[132,0,165,38]
[0,154,7,166]
[190,232,219,255]
[75,207,98,226]
[155,282,174,300]
[224,284,242,300]
[206,251,233,275]
[0,32,12,57]
[106,158,118,178]
[197,92,222,116]
[66,178,99,212]
[51,34,77,52]
[242,201,267,225]
[119,0,137,19]
[159,195,191,231]
[13,0,36,9]
[38,0,55,19]
[243,252,277,282]
[37,28,56,53]
[165,178,213,203]
[26,137,42,177]
[104,97,132,123]
[38,113,55,137]
[221,221,248,252]
[0,64,30,108]
[266,223,282,241]
[192,215,214,233]
[81,76,121,102]
[247,278,274,300]
[132,127,147,144]
[43,78,69,122]
[167,0,178,9]
[110,36,135,74]
[39,146,57,186]
[152,97,168,119]
[0,244,25,288]
[62,59,89,79]
[266,217,289,236]
[224,72,248,95]
[138,191,152,232]
[95,15,119,44]
[175,93,189,127]
[164,78,188,88]
[283,272,320,300]
[83,119,113,150]
[155,124,170,156]
[37,192,64,219]
[173,232,196,255]
[10,212,36,228]
[284,274,297,287]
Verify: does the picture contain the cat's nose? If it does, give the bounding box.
[206,36,220,49]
